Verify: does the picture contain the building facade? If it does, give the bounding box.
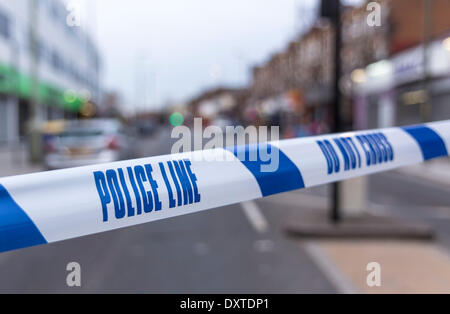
[0,0,101,143]
[354,0,450,129]
[247,0,450,135]
[184,0,450,135]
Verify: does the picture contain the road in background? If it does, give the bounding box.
[0,129,449,293]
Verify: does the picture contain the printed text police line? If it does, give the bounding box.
[93,159,201,222]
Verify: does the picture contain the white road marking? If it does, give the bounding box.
[303,242,358,294]
[240,200,269,234]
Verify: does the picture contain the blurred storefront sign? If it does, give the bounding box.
[353,34,450,128]
[354,38,450,96]
[392,46,424,85]
[391,40,450,85]
[0,62,85,112]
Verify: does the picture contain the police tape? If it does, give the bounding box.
[0,121,449,253]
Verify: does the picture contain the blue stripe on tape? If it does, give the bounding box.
[0,184,47,253]
[228,143,305,197]
[401,125,448,161]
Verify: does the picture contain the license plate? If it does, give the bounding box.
[68,147,92,156]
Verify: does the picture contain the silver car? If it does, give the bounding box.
[44,119,133,170]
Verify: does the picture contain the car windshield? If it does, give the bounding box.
[56,129,107,146]
[59,129,104,138]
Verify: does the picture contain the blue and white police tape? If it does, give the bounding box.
[1,120,449,253]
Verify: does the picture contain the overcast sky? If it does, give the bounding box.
[81,0,365,112]
[78,0,319,112]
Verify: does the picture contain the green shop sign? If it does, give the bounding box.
[0,62,85,112]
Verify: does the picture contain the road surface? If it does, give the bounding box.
[0,129,449,293]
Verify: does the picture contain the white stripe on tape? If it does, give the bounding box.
[0,120,448,253]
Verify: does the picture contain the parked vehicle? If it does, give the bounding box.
[43,119,134,170]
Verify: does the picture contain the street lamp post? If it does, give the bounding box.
[331,1,342,223]
[321,0,342,223]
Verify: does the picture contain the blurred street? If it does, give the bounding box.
[1,129,450,293]
[1,0,450,296]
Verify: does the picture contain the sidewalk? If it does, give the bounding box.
[260,184,450,294]
[0,144,43,177]
[396,157,450,188]
[312,240,450,294]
